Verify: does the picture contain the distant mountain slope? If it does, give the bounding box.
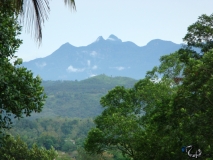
[22,34,182,80]
[28,75,137,119]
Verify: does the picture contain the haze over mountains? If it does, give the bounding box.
[22,34,182,80]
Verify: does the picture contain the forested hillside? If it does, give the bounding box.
[9,118,94,158]
[28,74,137,119]
[9,117,128,159]
[8,75,136,159]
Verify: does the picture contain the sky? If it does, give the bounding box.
[16,0,213,62]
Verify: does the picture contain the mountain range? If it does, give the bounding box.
[22,34,182,80]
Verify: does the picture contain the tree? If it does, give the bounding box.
[147,13,213,81]
[77,147,113,160]
[145,13,213,159]
[0,0,46,134]
[84,79,176,160]
[0,0,76,43]
[183,13,213,53]
[0,2,58,158]
[0,135,58,160]
[85,13,213,160]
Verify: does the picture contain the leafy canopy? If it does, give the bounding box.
[0,135,57,160]
[0,0,46,134]
[84,13,213,159]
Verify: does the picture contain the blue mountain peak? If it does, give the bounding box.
[146,39,174,46]
[107,34,122,42]
[95,36,104,42]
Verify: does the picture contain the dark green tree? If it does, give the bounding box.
[145,13,213,159]
[183,13,213,53]
[84,79,176,160]
[77,147,113,160]
[85,13,213,160]
[0,0,46,134]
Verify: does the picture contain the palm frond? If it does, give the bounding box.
[23,0,50,44]
[5,0,76,44]
[64,0,76,10]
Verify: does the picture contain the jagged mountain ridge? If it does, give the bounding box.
[22,34,182,80]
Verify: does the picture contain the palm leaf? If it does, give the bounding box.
[7,0,76,44]
[23,0,50,43]
[64,0,76,10]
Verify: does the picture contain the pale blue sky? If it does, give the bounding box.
[16,0,213,62]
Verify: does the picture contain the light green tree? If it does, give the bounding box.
[0,135,58,160]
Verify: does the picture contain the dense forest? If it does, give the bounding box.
[8,118,128,159]
[29,75,137,119]
[7,75,137,159]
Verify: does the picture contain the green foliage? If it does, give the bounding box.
[0,0,46,134]
[9,118,95,152]
[0,1,21,58]
[84,78,175,160]
[37,135,57,150]
[9,117,128,159]
[145,14,213,158]
[85,13,213,160]
[26,75,137,119]
[144,14,213,159]
[76,147,114,160]
[146,51,185,79]
[183,13,213,53]
[172,49,213,158]
[0,135,57,160]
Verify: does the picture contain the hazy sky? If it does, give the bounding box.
[16,0,213,62]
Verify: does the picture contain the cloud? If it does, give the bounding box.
[92,65,97,70]
[107,37,116,41]
[36,62,46,68]
[87,60,91,66]
[90,74,97,77]
[67,65,85,72]
[115,66,125,71]
[90,51,97,56]
[110,66,127,71]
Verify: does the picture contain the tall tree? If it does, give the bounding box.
[0,0,46,134]
[146,13,213,159]
[183,13,213,53]
[84,79,176,160]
